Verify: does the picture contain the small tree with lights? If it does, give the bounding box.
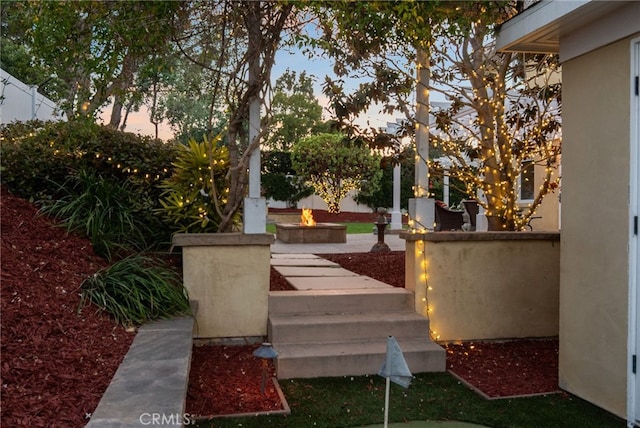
[428,19,561,231]
[291,133,382,214]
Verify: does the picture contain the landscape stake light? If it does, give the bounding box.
[253,342,278,394]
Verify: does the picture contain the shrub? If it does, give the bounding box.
[39,169,157,260]
[1,119,177,199]
[1,120,179,248]
[0,120,72,201]
[158,135,234,233]
[80,254,190,326]
[292,133,382,213]
[262,151,313,207]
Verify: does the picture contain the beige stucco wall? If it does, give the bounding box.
[404,232,560,342]
[518,156,561,231]
[173,233,274,339]
[560,35,635,418]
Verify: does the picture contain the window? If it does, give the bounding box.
[520,160,535,201]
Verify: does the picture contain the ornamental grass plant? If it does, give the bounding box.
[80,254,190,326]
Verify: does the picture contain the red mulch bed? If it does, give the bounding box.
[0,187,135,427]
[2,190,560,422]
[445,339,560,398]
[186,343,281,417]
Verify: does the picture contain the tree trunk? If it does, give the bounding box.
[108,95,123,129]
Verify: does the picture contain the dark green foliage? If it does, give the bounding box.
[80,254,190,326]
[1,120,178,249]
[292,133,382,213]
[0,120,72,201]
[39,169,154,260]
[0,120,177,200]
[261,151,314,207]
[355,157,415,211]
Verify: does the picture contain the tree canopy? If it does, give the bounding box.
[3,1,562,231]
[292,133,382,213]
[6,1,179,123]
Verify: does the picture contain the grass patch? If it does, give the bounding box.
[267,222,376,235]
[195,372,623,428]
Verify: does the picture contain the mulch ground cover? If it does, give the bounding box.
[445,339,560,398]
[0,187,135,427]
[1,190,561,422]
[186,343,281,418]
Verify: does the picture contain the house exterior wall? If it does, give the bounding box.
[559,35,636,418]
[517,158,562,231]
[267,190,374,213]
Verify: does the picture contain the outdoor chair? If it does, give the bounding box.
[462,199,479,230]
[435,201,464,231]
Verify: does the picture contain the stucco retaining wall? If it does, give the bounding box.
[173,233,274,339]
[402,231,560,342]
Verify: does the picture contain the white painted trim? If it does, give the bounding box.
[627,36,640,428]
[496,0,588,52]
[561,2,640,63]
[497,1,639,58]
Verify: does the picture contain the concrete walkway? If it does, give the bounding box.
[86,317,194,428]
[88,233,406,426]
[271,253,396,290]
[271,232,406,254]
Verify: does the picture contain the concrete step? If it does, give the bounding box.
[268,312,430,344]
[269,288,414,316]
[274,338,446,379]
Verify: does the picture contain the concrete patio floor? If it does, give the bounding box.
[271,231,406,254]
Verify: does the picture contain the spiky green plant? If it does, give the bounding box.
[80,254,190,326]
[158,135,235,233]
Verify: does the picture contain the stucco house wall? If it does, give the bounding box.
[559,35,636,418]
[497,1,640,420]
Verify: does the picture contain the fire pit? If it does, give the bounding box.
[275,209,347,244]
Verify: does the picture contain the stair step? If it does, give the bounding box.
[268,312,430,343]
[274,338,446,379]
[269,288,414,316]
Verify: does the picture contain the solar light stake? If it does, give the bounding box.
[253,342,278,395]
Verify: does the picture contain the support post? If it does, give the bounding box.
[390,164,403,230]
[243,4,266,234]
[413,47,435,231]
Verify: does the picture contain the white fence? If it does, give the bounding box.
[0,68,63,124]
[267,190,374,213]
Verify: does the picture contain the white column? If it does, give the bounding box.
[390,164,403,230]
[31,86,37,120]
[243,10,266,235]
[443,170,450,206]
[475,189,489,231]
[411,47,435,231]
[243,95,266,234]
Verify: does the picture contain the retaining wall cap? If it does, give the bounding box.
[401,231,560,242]
[172,232,275,247]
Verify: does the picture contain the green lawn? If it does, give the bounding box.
[267,222,377,234]
[196,372,624,428]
